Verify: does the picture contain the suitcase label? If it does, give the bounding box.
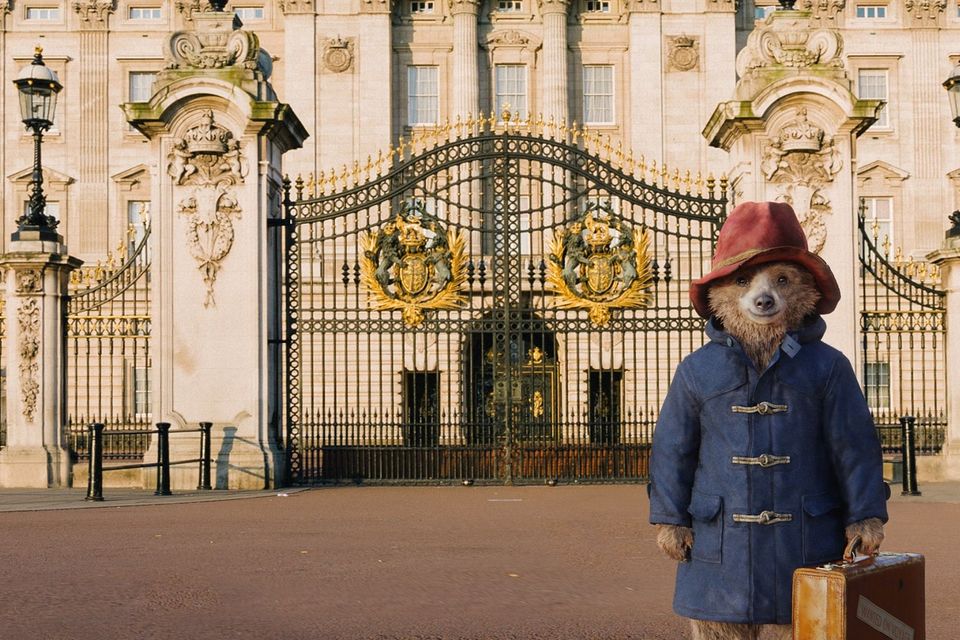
[857,595,915,640]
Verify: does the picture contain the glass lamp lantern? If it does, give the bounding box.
[945,64,960,128]
[14,47,62,131]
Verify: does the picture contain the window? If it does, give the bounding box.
[410,0,434,12]
[234,6,264,20]
[407,66,439,126]
[583,65,614,124]
[585,0,610,11]
[864,362,890,410]
[25,6,61,20]
[402,371,439,446]
[855,5,887,18]
[127,201,150,254]
[23,201,60,222]
[497,0,523,11]
[128,6,162,19]
[133,366,152,416]
[128,72,157,103]
[862,197,893,247]
[858,69,889,129]
[755,6,777,19]
[588,370,622,445]
[494,65,527,121]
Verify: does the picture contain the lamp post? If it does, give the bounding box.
[12,46,62,242]
[945,64,960,238]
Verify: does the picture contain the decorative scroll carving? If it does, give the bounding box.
[905,0,946,25]
[15,269,43,294]
[537,0,571,13]
[735,13,844,78]
[761,109,842,253]
[799,0,844,22]
[165,19,260,70]
[168,111,247,307]
[72,0,115,24]
[487,30,532,47]
[447,0,481,13]
[279,0,316,13]
[175,0,209,21]
[546,203,654,327]
[18,298,41,422]
[360,202,467,328]
[666,35,700,72]
[322,37,355,73]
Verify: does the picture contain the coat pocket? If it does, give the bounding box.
[688,491,723,564]
[801,492,846,564]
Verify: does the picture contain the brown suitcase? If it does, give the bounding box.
[793,539,925,640]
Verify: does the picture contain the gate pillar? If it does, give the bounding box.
[0,237,82,487]
[928,232,960,479]
[703,9,880,365]
[124,6,307,489]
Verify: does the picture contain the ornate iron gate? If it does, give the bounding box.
[858,212,946,455]
[281,118,727,484]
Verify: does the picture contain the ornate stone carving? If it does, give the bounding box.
[169,110,247,307]
[322,37,355,74]
[624,0,659,12]
[175,0,210,21]
[178,190,243,308]
[761,109,842,253]
[537,0,571,14]
[905,0,946,25]
[279,0,316,13]
[165,17,260,69]
[18,298,41,423]
[735,13,844,78]
[487,30,532,47]
[15,269,43,294]
[447,0,482,14]
[705,0,737,11]
[799,0,844,22]
[72,0,115,24]
[360,0,390,14]
[666,34,700,72]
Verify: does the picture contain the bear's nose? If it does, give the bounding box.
[754,294,775,312]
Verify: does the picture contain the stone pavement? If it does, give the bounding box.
[0,483,956,639]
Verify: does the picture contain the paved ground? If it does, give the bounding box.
[0,483,955,639]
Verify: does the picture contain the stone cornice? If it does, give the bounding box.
[279,0,317,14]
[448,0,481,14]
[905,0,946,26]
[537,0,571,15]
[73,0,115,28]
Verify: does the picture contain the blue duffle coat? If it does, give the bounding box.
[648,316,889,625]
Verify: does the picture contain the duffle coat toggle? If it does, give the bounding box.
[732,510,793,525]
[731,453,790,467]
[730,401,787,415]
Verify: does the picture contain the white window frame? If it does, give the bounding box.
[864,362,891,411]
[862,196,894,248]
[582,65,615,125]
[126,200,150,254]
[234,6,265,20]
[584,0,610,12]
[25,5,62,20]
[855,4,887,19]
[494,65,528,121]
[409,0,435,12]
[133,365,152,417]
[128,71,157,103]
[407,66,439,126]
[497,0,523,11]
[857,69,890,130]
[128,6,162,20]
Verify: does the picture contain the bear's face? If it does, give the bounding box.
[707,261,821,368]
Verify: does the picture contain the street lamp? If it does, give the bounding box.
[13,46,62,242]
[945,63,960,238]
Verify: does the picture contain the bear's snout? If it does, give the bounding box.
[754,292,776,313]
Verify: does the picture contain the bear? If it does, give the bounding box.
[647,201,889,640]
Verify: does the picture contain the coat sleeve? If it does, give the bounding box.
[822,355,890,526]
[648,361,701,527]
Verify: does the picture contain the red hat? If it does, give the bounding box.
[689,201,840,318]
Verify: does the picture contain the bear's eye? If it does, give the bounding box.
[777,275,789,285]
[736,276,749,286]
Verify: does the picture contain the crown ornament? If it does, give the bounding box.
[184,109,233,155]
[779,108,824,152]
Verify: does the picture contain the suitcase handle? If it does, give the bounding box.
[842,535,876,565]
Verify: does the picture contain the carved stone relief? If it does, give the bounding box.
[623,0,659,12]
[905,0,947,25]
[799,0,845,22]
[15,269,43,294]
[735,13,844,78]
[761,109,842,253]
[165,19,260,70]
[175,0,210,21]
[360,0,390,13]
[279,0,317,13]
[168,110,247,307]
[322,37,355,74]
[72,0,115,25]
[665,35,700,73]
[18,298,41,423]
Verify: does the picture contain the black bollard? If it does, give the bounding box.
[85,423,105,501]
[155,422,172,496]
[900,416,921,496]
[198,422,213,490]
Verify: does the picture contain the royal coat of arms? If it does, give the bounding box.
[360,202,467,327]
[546,203,653,327]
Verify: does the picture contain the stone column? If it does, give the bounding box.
[124,8,307,490]
[280,0,317,177]
[0,236,82,487]
[538,0,569,124]
[626,1,662,160]
[72,1,114,256]
[928,228,960,479]
[703,10,879,366]
[449,0,481,121]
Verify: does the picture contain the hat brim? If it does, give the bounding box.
[689,246,841,319]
